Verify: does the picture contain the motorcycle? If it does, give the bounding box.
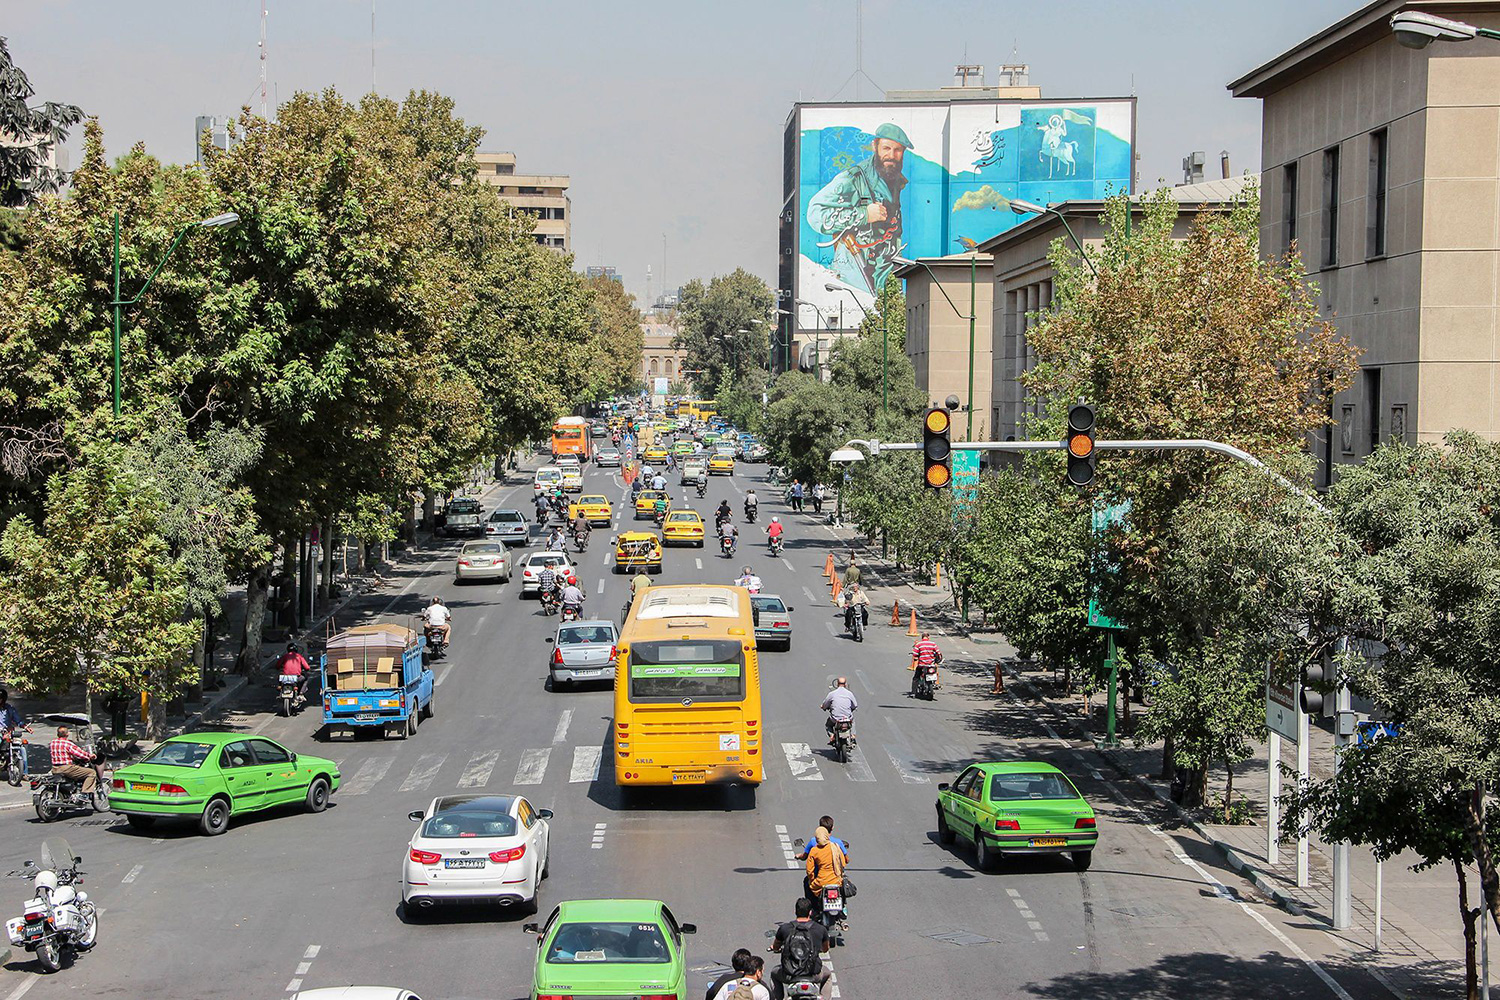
[561,601,583,624]
[695,480,707,499]
[769,534,783,558]
[828,716,854,764]
[277,674,304,717]
[844,604,867,643]
[789,839,853,943]
[3,733,30,788]
[720,534,737,558]
[5,838,97,973]
[539,586,560,616]
[744,502,759,524]
[424,625,448,661]
[31,764,108,823]
[652,508,666,528]
[763,929,825,998]
[573,528,590,553]
[915,662,939,701]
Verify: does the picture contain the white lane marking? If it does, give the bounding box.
[295,962,312,975]
[433,663,454,687]
[802,585,817,603]
[775,824,799,869]
[882,744,930,784]
[286,981,301,994]
[1093,773,1356,999]
[339,756,394,795]
[121,864,143,884]
[1090,769,1104,781]
[473,613,486,632]
[553,709,574,744]
[286,944,321,994]
[591,821,607,850]
[853,669,876,694]
[150,837,164,845]
[513,748,551,785]
[844,745,876,782]
[457,749,502,788]
[781,743,823,781]
[397,753,447,792]
[695,557,703,570]
[597,577,606,595]
[570,746,602,782]
[782,557,795,572]
[3,976,38,1000]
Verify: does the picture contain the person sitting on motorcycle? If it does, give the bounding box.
[560,580,585,617]
[49,725,100,794]
[767,516,784,550]
[838,583,870,632]
[715,500,732,531]
[769,897,833,1000]
[275,642,313,703]
[423,596,452,647]
[651,471,667,491]
[910,631,943,695]
[0,688,27,741]
[794,814,849,863]
[820,676,857,748]
[744,490,759,519]
[537,564,559,604]
[652,495,668,523]
[571,510,591,544]
[696,478,708,497]
[545,526,567,552]
[630,476,644,499]
[721,523,739,553]
[534,492,551,522]
[734,566,762,593]
[802,825,848,921]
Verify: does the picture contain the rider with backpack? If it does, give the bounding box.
[710,953,769,1000]
[769,897,832,1000]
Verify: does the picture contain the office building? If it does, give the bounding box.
[585,266,622,283]
[473,151,571,252]
[896,254,993,439]
[194,115,240,163]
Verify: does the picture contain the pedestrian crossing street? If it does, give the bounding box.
[331,739,965,798]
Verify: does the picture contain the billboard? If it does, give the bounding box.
[792,100,1134,317]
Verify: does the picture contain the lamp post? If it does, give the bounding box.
[1008,199,1098,279]
[111,211,240,422]
[1390,9,1500,46]
[893,256,978,439]
[793,298,828,380]
[825,284,879,412]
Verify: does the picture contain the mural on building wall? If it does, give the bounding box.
[796,100,1133,315]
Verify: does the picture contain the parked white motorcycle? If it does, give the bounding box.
[5,838,97,972]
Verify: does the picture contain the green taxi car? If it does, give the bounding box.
[110,733,341,837]
[936,761,1097,872]
[524,898,696,999]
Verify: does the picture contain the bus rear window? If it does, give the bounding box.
[628,640,745,702]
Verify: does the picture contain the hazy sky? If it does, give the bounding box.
[11,0,1359,304]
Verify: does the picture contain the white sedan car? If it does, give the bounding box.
[402,794,551,915]
[454,541,511,583]
[518,551,575,595]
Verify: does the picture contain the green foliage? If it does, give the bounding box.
[582,275,645,401]
[674,269,774,391]
[858,275,906,352]
[0,37,85,207]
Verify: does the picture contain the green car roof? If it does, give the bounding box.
[973,761,1066,776]
[551,898,666,922]
[154,732,248,748]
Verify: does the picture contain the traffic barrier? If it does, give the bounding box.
[907,610,919,637]
[823,553,835,578]
[889,601,901,625]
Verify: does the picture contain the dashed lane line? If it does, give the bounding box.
[695,558,703,570]
[591,822,607,850]
[433,663,455,687]
[514,748,551,785]
[121,864,143,884]
[397,753,447,793]
[782,557,795,572]
[570,746,602,783]
[553,709,574,744]
[457,749,501,788]
[3,975,38,1000]
[853,669,876,695]
[597,578,606,595]
[286,943,321,993]
[339,756,394,796]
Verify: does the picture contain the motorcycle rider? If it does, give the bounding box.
[571,509,591,547]
[769,897,833,1000]
[721,523,740,555]
[652,494,669,524]
[734,566,762,593]
[275,642,314,704]
[533,492,551,523]
[794,815,850,863]
[545,526,567,552]
[423,596,452,648]
[651,470,667,492]
[766,516,785,553]
[536,563,559,607]
[820,677,857,747]
[910,631,942,696]
[49,726,101,794]
[838,583,870,634]
[715,499,733,533]
[744,490,759,521]
[560,579,586,618]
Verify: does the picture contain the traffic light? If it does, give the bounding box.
[923,406,952,489]
[1300,655,1329,715]
[1065,403,1097,487]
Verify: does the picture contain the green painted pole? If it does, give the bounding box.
[966,252,976,440]
[112,211,122,423]
[1104,631,1121,748]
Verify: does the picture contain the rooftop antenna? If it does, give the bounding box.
[371,0,377,93]
[829,0,883,100]
[258,2,268,118]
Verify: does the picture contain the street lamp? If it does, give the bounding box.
[1390,9,1494,47]
[893,254,981,439]
[825,283,887,414]
[1009,198,1098,279]
[111,210,241,422]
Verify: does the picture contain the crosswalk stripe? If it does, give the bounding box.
[570,746,602,782]
[456,749,501,788]
[398,753,448,792]
[844,746,876,782]
[780,743,823,781]
[339,756,394,796]
[514,748,552,785]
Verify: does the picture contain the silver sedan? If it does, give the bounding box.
[545,619,619,688]
[455,541,511,583]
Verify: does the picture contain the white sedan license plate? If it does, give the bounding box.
[443,858,486,869]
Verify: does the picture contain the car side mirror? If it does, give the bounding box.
[937,782,950,792]
[538,808,554,819]
[289,752,297,763]
[545,637,555,644]
[786,606,795,612]
[74,856,82,864]
[522,922,540,934]
[680,923,697,935]
[408,810,424,821]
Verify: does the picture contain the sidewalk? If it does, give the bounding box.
[822,525,1466,1000]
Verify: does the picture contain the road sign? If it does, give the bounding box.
[1356,720,1398,744]
[1266,677,1299,742]
[952,450,980,508]
[653,377,669,395]
[1087,501,1129,629]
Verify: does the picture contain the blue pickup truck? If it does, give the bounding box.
[320,623,434,739]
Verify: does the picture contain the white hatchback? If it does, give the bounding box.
[533,466,563,494]
[402,794,551,915]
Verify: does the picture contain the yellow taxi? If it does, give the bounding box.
[613,531,663,574]
[566,494,613,526]
[634,489,670,519]
[643,445,670,463]
[661,509,706,547]
[708,454,735,476]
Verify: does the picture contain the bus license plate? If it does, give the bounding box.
[671,771,706,784]
[1029,837,1066,848]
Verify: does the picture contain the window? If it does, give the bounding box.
[1364,367,1382,453]
[1340,404,1356,455]
[249,739,291,764]
[1368,129,1388,258]
[988,772,1080,801]
[1321,146,1340,267]
[220,741,254,769]
[1282,162,1298,251]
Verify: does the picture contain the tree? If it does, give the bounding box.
[0,445,199,734]
[582,276,645,401]
[674,269,774,391]
[0,37,84,207]
[858,275,906,352]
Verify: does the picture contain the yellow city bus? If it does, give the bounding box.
[613,585,763,788]
[692,399,718,420]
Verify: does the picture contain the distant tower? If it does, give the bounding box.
[259,3,268,117]
[646,264,653,309]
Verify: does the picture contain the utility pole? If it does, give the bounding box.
[1332,651,1353,929]
[370,0,377,93]
[259,3,269,118]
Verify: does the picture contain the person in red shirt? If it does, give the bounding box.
[766,516,785,551]
[49,726,100,792]
[910,632,942,696]
[276,643,313,702]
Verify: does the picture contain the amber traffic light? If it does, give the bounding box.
[923,407,952,489]
[1065,403,1096,487]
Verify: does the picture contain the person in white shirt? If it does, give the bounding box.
[560,582,585,614]
[651,472,667,491]
[711,954,770,1000]
[423,596,451,645]
[734,566,762,593]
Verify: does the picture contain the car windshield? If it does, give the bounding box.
[628,640,745,702]
[143,741,213,768]
[545,922,670,964]
[536,471,561,483]
[449,514,481,525]
[667,513,697,522]
[750,597,785,614]
[581,496,607,504]
[492,511,524,523]
[530,554,567,567]
[464,543,503,554]
[988,772,1079,801]
[559,625,614,644]
[421,806,517,839]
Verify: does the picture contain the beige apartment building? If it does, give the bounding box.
[1231,0,1500,486]
[473,151,571,252]
[641,322,687,386]
[896,255,994,440]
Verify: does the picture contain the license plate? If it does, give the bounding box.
[573,669,600,677]
[671,771,706,784]
[354,713,378,722]
[1029,837,1066,848]
[130,782,158,793]
[443,858,486,869]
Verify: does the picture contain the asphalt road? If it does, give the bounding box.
[0,454,1405,1000]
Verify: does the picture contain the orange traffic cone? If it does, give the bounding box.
[889,601,901,626]
[823,553,835,578]
[830,576,842,600]
[907,610,919,637]
[934,562,943,586]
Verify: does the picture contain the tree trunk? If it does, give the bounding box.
[279,536,297,628]
[1464,785,1500,936]
[146,693,167,741]
[1223,760,1235,821]
[319,518,334,604]
[1160,734,1177,782]
[356,538,367,574]
[237,559,273,674]
[422,493,436,531]
[1458,856,1481,1000]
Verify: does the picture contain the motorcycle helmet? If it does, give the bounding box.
[771,517,779,523]
[33,869,58,893]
